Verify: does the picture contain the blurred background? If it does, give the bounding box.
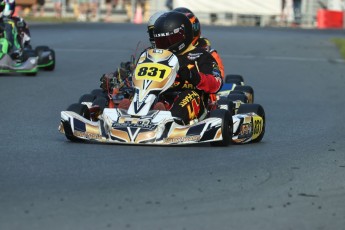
[13,0,345,29]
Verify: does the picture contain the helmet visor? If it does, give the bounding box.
[154,28,185,50]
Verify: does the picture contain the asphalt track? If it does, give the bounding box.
[1,23,345,230]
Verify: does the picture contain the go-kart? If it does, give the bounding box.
[0,38,55,76]
[59,49,265,145]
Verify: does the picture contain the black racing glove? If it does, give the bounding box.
[120,61,135,72]
[177,66,201,86]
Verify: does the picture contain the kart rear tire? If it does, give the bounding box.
[66,103,90,119]
[210,109,233,147]
[78,94,96,103]
[35,46,50,52]
[237,104,265,143]
[44,49,55,71]
[35,46,55,71]
[92,97,108,112]
[234,85,254,103]
[225,74,244,84]
[91,89,108,99]
[64,103,90,142]
[25,72,37,76]
[23,49,37,57]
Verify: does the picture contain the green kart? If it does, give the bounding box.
[0,38,55,76]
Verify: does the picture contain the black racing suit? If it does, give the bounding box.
[11,16,31,48]
[164,46,223,125]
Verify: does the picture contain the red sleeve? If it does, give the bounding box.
[196,72,222,93]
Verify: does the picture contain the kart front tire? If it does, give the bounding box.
[78,94,96,103]
[92,97,108,112]
[210,109,233,147]
[64,103,90,142]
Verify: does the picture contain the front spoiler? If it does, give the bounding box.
[59,110,224,145]
[0,54,38,73]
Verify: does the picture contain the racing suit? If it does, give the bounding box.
[11,16,31,48]
[1,0,30,59]
[0,17,21,56]
[195,37,225,79]
[165,45,223,125]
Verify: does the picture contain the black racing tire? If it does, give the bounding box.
[23,49,37,58]
[225,74,244,84]
[229,90,245,95]
[92,97,108,112]
[25,72,37,77]
[227,93,248,103]
[35,46,50,52]
[217,97,234,112]
[44,49,55,71]
[210,109,233,147]
[35,46,55,71]
[64,103,90,142]
[66,103,90,119]
[237,104,265,143]
[91,89,108,99]
[234,85,254,103]
[78,94,96,103]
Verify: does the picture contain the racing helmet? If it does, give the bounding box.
[147,11,167,46]
[153,11,193,54]
[173,7,201,45]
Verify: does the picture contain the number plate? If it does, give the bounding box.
[135,63,172,82]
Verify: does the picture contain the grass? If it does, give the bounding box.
[332,38,345,60]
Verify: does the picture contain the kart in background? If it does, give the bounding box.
[59,49,265,145]
[0,37,55,76]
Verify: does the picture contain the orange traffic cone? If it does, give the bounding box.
[14,6,22,17]
[133,6,143,24]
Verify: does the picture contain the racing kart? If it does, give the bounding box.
[0,38,55,76]
[59,49,265,145]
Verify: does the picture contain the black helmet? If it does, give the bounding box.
[173,7,201,45]
[153,11,193,54]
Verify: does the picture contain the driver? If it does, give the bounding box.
[99,10,167,108]
[0,0,22,59]
[153,11,223,125]
[173,7,225,78]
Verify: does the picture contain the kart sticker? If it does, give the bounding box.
[135,63,171,82]
[252,115,263,140]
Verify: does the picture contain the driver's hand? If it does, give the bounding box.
[100,73,116,91]
[177,66,201,86]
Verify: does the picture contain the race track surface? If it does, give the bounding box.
[1,23,345,230]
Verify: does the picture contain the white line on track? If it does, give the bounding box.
[55,48,345,63]
[221,54,345,63]
[55,48,133,53]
